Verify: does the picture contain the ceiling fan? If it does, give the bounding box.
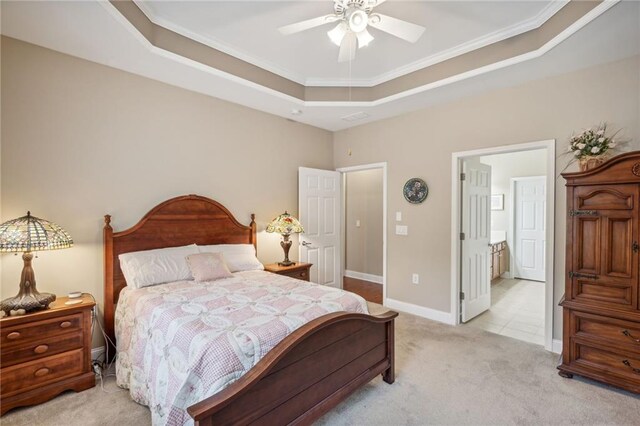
[278,0,426,63]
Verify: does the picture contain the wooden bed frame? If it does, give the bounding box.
[104,194,397,425]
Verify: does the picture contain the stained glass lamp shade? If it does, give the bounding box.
[0,212,73,315]
[266,211,304,266]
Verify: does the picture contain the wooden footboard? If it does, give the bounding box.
[187,310,398,426]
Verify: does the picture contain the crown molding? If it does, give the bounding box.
[133,0,309,85]
[306,0,570,87]
[99,1,306,107]
[134,0,568,88]
[304,0,619,106]
[107,0,618,107]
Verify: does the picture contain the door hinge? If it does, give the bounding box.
[460,292,465,301]
[569,210,599,217]
[460,173,466,181]
[460,232,465,240]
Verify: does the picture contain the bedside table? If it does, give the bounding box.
[264,262,313,282]
[0,294,96,415]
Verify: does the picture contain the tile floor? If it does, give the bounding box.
[466,277,545,345]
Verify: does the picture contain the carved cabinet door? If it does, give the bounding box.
[570,184,639,311]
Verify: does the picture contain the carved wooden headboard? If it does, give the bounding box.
[103,194,256,356]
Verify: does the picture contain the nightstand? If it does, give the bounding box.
[0,295,96,415]
[264,262,313,282]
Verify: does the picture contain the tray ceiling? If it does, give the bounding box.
[135,0,566,86]
[1,1,638,130]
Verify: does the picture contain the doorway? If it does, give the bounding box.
[338,163,387,305]
[298,163,387,305]
[341,168,384,304]
[451,141,555,351]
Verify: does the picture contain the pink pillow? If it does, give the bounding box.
[185,252,233,282]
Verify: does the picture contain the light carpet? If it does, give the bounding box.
[3,307,639,425]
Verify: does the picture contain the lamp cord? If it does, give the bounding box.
[88,293,123,394]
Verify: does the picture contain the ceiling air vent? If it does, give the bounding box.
[341,111,370,122]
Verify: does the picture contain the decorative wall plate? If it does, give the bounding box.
[403,178,428,204]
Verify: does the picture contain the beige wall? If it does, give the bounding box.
[2,35,639,345]
[0,38,333,346]
[345,169,383,277]
[334,55,640,339]
[480,149,547,238]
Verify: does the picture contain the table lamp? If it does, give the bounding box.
[266,211,304,266]
[0,212,73,315]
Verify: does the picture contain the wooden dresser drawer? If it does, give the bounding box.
[572,342,640,386]
[281,269,310,281]
[1,331,83,368]
[572,311,640,353]
[0,349,85,397]
[1,313,82,347]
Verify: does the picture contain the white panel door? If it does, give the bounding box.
[461,158,492,323]
[513,177,546,282]
[298,167,341,287]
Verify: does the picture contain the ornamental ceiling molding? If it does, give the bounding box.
[106,0,618,106]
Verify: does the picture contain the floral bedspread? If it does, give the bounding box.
[115,270,369,426]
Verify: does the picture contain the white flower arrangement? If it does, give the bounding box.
[567,123,621,159]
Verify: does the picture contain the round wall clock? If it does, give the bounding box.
[403,178,428,204]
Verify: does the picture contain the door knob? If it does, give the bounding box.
[633,241,639,253]
[301,241,312,247]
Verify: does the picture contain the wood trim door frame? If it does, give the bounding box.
[450,140,555,352]
[336,162,388,306]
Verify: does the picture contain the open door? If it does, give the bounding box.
[513,177,546,282]
[298,167,341,288]
[461,157,492,322]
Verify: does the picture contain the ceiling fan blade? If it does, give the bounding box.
[338,32,357,63]
[368,13,425,43]
[278,15,339,36]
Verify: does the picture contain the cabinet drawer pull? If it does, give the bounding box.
[59,321,72,328]
[34,367,50,377]
[7,332,21,340]
[568,271,598,280]
[622,330,640,343]
[569,209,599,216]
[622,360,640,374]
[34,344,49,354]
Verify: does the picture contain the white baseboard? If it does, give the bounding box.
[92,346,105,361]
[385,298,455,325]
[552,339,563,354]
[344,270,383,285]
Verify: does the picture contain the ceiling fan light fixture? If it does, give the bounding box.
[348,9,368,33]
[356,29,374,48]
[327,23,347,47]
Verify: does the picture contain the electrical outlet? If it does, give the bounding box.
[412,273,419,285]
[356,219,361,228]
[396,211,402,221]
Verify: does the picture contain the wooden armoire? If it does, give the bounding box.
[559,151,640,393]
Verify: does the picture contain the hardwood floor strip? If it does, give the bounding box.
[344,276,383,304]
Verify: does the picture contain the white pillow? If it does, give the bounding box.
[119,244,199,288]
[197,244,264,272]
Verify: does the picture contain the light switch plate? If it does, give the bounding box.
[395,225,408,236]
[356,220,361,227]
[396,211,402,221]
